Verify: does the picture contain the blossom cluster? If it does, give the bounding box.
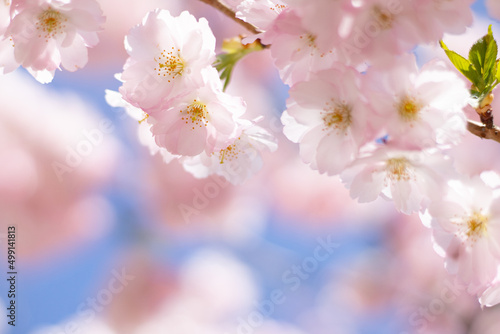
[107,9,277,185]
[3,0,498,310]
[0,0,105,83]
[234,0,500,307]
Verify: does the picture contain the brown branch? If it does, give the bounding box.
[476,104,494,129]
[467,119,500,143]
[467,98,500,142]
[197,0,262,35]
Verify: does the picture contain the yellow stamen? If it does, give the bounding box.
[466,211,488,239]
[386,157,411,181]
[180,99,209,130]
[271,4,287,13]
[217,138,243,164]
[397,95,423,122]
[36,8,67,40]
[138,113,149,124]
[321,100,352,134]
[154,47,185,82]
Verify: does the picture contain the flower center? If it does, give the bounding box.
[297,32,333,57]
[36,8,67,39]
[180,99,209,129]
[386,157,412,181]
[299,33,317,49]
[154,47,185,82]
[321,100,352,134]
[372,5,394,30]
[217,137,244,164]
[465,211,488,240]
[397,95,423,122]
[271,4,287,14]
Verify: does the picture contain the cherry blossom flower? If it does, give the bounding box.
[363,54,468,149]
[260,8,338,85]
[149,68,245,156]
[341,144,453,214]
[118,9,216,113]
[337,0,420,65]
[181,120,277,185]
[284,0,353,54]
[0,37,17,75]
[236,0,288,32]
[105,89,179,164]
[338,0,474,65]
[6,0,105,83]
[0,0,10,37]
[84,0,182,70]
[409,0,474,43]
[422,173,500,296]
[236,0,351,53]
[109,66,267,183]
[0,0,17,74]
[282,66,377,175]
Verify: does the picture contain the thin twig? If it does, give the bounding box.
[467,119,500,143]
[198,0,262,35]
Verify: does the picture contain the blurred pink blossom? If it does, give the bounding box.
[0,72,121,260]
[486,0,500,21]
[7,0,105,82]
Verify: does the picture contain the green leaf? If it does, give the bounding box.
[214,37,264,91]
[470,88,481,99]
[440,40,482,87]
[468,25,497,88]
[214,53,237,91]
[469,36,487,77]
[442,26,500,107]
[495,58,500,82]
[484,26,498,84]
